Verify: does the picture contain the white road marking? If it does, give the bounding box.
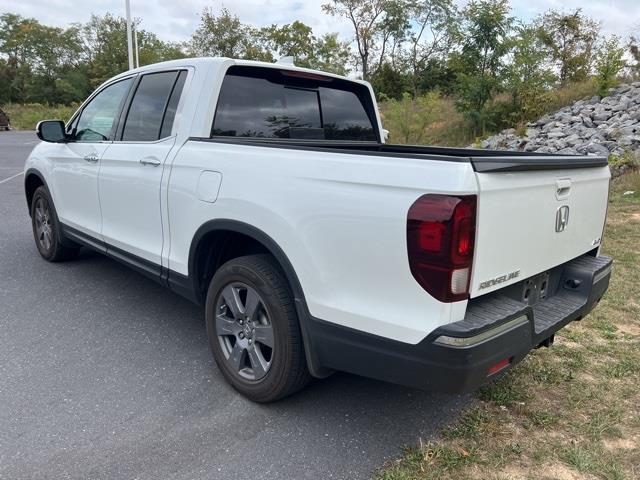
[0,171,24,185]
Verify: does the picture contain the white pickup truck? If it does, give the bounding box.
[25,57,612,402]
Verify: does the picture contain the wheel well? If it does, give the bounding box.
[192,230,272,303]
[24,173,44,214]
[188,223,329,378]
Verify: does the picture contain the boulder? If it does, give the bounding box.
[475,82,640,167]
[586,143,610,156]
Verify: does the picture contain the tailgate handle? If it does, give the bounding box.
[556,179,571,200]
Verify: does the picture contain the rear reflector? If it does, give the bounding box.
[407,194,477,302]
[487,357,512,376]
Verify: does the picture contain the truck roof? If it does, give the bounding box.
[109,56,364,86]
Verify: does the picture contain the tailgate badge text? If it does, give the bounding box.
[479,270,521,290]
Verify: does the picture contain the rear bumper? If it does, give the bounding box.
[306,254,612,393]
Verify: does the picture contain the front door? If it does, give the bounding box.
[50,77,134,239]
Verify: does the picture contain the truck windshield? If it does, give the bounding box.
[212,66,378,141]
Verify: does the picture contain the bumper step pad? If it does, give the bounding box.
[447,254,613,341]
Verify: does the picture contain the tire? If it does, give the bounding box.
[30,186,80,262]
[205,254,311,402]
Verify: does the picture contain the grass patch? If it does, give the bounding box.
[379,93,472,147]
[559,443,627,479]
[376,171,640,480]
[379,442,480,480]
[2,103,79,130]
[574,408,623,440]
[442,408,490,440]
[477,370,529,406]
[526,409,559,429]
[601,356,640,379]
[538,80,600,118]
[379,80,599,147]
[609,150,640,168]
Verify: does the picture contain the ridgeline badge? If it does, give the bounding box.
[479,270,521,290]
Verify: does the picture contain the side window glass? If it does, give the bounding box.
[122,71,178,141]
[66,115,78,135]
[159,70,187,139]
[212,75,322,139]
[74,78,133,142]
[319,88,376,141]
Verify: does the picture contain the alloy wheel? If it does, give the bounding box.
[215,282,275,381]
[34,197,53,252]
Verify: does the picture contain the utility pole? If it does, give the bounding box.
[133,23,140,68]
[125,0,134,70]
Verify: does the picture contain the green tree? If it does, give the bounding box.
[594,35,626,96]
[537,9,600,85]
[453,0,513,135]
[0,57,11,104]
[27,24,85,103]
[369,62,409,99]
[629,32,640,77]
[190,8,270,61]
[416,57,457,94]
[374,0,410,72]
[311,33,352,75]
[260,21,313,62]
[405,0,458,98]
[0,13,35,101]
[259,22,351,74]
[503,24,556,124]
[322,0,389,79]
[0,13,86,103]
[83,14,186,88]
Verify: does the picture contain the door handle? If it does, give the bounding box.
[140,157,161,167]
[83,154,99,163]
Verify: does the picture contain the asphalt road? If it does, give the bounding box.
[0,130,468,480]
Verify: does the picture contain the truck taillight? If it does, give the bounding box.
[407,194,477,302]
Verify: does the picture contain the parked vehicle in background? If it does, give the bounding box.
[0,107,11,130]
[24,58,612,402]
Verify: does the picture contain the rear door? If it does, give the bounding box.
[470,160,610,297]
[98,70,187,271]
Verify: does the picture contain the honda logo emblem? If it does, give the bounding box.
[556,205,570,232]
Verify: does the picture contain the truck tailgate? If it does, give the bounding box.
[469,158,610,298]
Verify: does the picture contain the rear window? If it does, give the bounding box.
[212,66,377,141]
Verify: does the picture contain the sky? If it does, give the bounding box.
[2,0,639,43]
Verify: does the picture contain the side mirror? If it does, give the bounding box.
[36,120,68,143]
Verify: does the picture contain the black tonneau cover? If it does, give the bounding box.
[191,137,609,173]
[469,155,607,172]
